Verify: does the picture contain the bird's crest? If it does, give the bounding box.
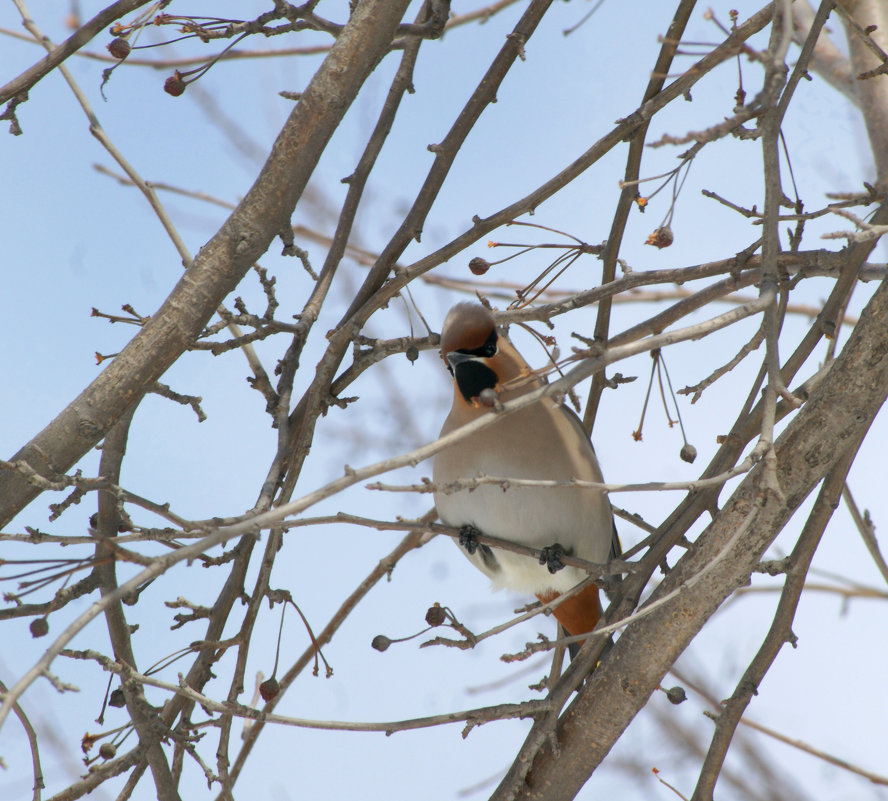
[439,302,496,358]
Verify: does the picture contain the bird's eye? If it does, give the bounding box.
[472,328,498,358]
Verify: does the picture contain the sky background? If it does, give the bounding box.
[2,1,887,799]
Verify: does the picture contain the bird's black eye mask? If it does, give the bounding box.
[445,328,498,373]
[469,327,498,359]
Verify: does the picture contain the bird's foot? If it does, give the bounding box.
[540,543,568,574]
[458,524,483,555]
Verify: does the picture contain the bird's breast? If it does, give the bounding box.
[433,402,612,594]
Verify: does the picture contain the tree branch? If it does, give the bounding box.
[692,435,860,800]
[0,0,414,527]
[493,250,888,800]
[0,0,152,107]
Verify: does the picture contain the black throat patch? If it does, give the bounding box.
[455,359,497,402]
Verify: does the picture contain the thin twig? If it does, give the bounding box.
[0,677,44,801]
[843,485,888,585]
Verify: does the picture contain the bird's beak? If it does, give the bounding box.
[445,350,477,371]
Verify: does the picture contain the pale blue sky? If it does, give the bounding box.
[2,2,887,800]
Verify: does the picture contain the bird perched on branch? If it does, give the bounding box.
[432,302,620,648]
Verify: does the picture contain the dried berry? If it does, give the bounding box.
[29,617,49,638]
[645,225,674,249]
[664,685,687,705]
[680,443,697,463]
[108,688,126,708]
[469,257,490,276]
[107,38,131,60]
[164,73,186,97]
[99,742,117,760]
[425,604,446,627]
[259,677,280,702]
[371,635,392,652]
[406,344,419,363]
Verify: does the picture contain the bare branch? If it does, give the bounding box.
[0,0,152,107]
[369,460,755,497]
[692,437,860,799]
[492,249,888,800]
[0,0,414,526]
[0,677,43,801]
[843,485,888,586]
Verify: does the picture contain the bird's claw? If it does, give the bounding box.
[458,524,482,555]
[540,543,567,574]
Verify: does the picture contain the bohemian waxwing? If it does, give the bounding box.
[432,302,620,642]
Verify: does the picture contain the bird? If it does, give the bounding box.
[432,302,620,648]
